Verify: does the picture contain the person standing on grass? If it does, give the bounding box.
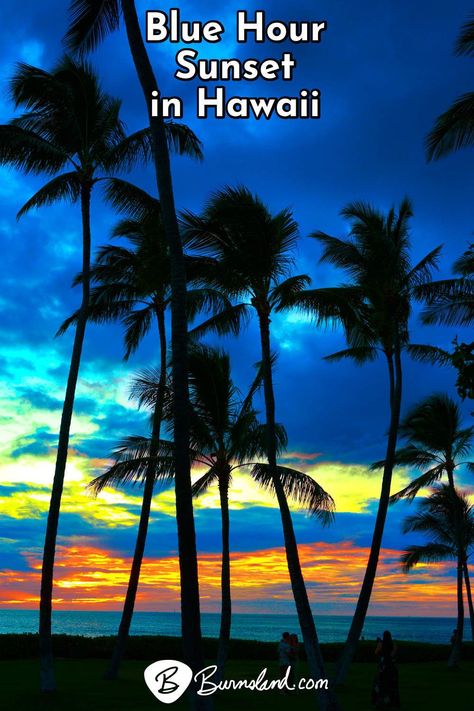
[289,633,300,686]
[372,630,400,708]
[278,632,292,682]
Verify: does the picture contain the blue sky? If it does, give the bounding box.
[0,1,472,615]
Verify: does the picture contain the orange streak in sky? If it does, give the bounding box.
[0,541,460,616]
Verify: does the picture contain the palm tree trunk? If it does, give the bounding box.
[257,310,339,711]
[39,182,91,692]
[216,477,231,683]
[463,562,474,643]
[119,3,207,705]
[445,466,465,663]
[105,307,167,680]
[336,349,402,686]
[448,558,464,666]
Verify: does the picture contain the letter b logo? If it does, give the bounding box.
[144,660,193,704]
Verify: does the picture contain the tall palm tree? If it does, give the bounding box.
[0,56,166,692]
[387,393,474,653]
[182,187,341,710]
[426,13,474,160]
[188,345,279,683]
[186,346,334,682]
[91,344,334,683]
[401,484,474,660]
[61,181,226,680]
[65,7,208,700]
[295,199,443,684]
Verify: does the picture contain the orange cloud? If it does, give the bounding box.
[0,541,459,616]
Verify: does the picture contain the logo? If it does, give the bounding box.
[144,660,193,704]
[145,660,329,703]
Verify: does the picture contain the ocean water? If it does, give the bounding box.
[0,610,455,645]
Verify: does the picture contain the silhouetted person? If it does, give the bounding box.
[278,631,291,682]
[289,633,299,685]
[371,630,400,708]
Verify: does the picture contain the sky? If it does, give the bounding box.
[0,1,473,621]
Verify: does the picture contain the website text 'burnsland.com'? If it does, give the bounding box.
[145,660,329,703]
[195,665,329,695]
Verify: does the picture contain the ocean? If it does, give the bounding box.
[0,610,456,645]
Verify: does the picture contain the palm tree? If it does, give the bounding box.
[188,345,275,683]
[60,181,226,680]
[65,7,208,699]
[401,484,474,661]
[388,394,474,501]
[426,13,474,160]
[186,345,334,682]
[0,56,166,692]
[90,344,334,683]
[182,187,340,710]
[387,393,474,653]
[296,199,443,685]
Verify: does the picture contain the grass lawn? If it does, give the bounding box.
[1,658,472,710]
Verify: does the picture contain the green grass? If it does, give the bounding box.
[1,658,472,710]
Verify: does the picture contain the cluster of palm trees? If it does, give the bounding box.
[0,4,473,710]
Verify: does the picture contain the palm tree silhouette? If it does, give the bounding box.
[426,13,474,160]
[0,56,175,692]
[61,181,226,680]
[388,394,473,501]
[401,484,474,660]
[386,393,474,654]
[65,7,209,700]
[91,344,334,683]
[186,345,334,681]
[298,199,443,685]
[182,186,340,710]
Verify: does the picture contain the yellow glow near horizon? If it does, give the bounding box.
[0,445,419,528]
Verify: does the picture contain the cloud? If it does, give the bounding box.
[0,540,459,615]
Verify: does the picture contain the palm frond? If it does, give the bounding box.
[426,92,474,160]
[251,463,335,525]
[407,246,442,287]
[401,543,454,571]
[65,0,121,54]
[88,434,175,495]
[0,124,69,175]
[129,368,164,409]
[190,302,251,339]
[103,177,159,220]
[421,294,474,327]
[122,306,154,360]
[102,127,152,172]
[406,344,452,366]
[191,466,219,498]
[313,232,364,275]
[455,13,474,56]
[453,245,474,277]
[164,121,203,160]
[186,288,232,323]
[390,465,446,503]
[271,274,312,309]
[17,172,81,218]
[324,346,379,365]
